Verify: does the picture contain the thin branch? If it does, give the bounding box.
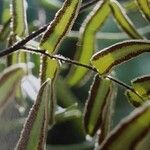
[0,24,48,58]
[107,75,133,91]
[22,46,95,71]
[21,46,144,101]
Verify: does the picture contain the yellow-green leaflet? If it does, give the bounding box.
[125,75,150,107]
[12,0,28,36]
[136,0,150,22]
[91,40,150,75]
[84,74,112,136]
[132,75,150,98]
[68,0,110,86]
[109,0,143,39]
[40,57,60,83]
[0,64,26,113]
[16,79,54,150]
[125,90,144,107]
[40,0,82,54]
[99,101,150,150]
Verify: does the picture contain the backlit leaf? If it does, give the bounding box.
[0,64,26,113]
[11,0,28,64]
[136,0,150,22]
[132,75,150,98]
[125,75,150,107]
[16,79,54,150]
[40,57,60,83]
[40,0,82,54]
[109,0,143,39]
[125,90,144,107]
[11,0,28,36]
[84,74,112,136]
[91,40,150,75]
[68,0,110,86]
[98,101,150,150]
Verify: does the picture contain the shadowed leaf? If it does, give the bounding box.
[98,101,150,150]
[109,0,143,39]
[55,103,81,123]
[56,77,79,107]
[68,0,110,86]
[91,40,150,75]
[0,18,11,41]
[41,0,63,10]
[0,64,26,113]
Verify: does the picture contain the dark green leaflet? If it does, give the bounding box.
[109,0,143,39]
[91,40,150,75]
[56,77,79,107]
[68,0,110,86]
[125,75,150,107]
[40,0,82,54]
[12,0,28,36]
[98,101,150,150]
[55,103,81,123]
[6,33,18,66]
[0,64,26,113]
[41,0,63,10]
[16,79,54,150]
[136,0,150,22]
[84,74,112,136]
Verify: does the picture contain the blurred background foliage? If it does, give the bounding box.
[0,0,150,149]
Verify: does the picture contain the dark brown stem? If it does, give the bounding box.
[0,24,48,58]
